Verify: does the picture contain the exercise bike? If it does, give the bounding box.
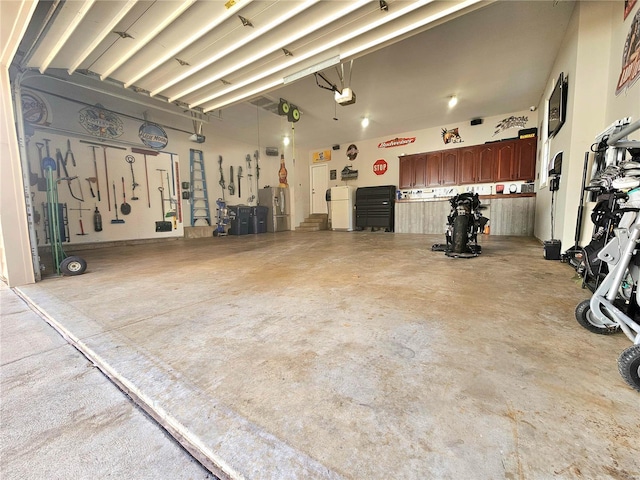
[432,192,488,258]
[575,118,640,392]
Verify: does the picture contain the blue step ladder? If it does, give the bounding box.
[190,149,211,226]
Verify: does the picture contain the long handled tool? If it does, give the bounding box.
[121,177,131,215]
[35,141,47,191]
[237,165,242,198]
[131,147,159,208]
[80,141,127,206]
[56,147,84,201]
[111,181,125,224]
[88,146,101,201]
[86,177,97,198]
[218,155,226,201]
[69,202,91,236]
[125,155,140,200]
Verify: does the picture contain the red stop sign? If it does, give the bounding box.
[373,159,388,175]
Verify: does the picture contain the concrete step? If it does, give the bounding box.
[295,225,321,232]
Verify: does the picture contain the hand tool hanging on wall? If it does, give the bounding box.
[87,145,101,201]
[174,160,182,223]
[120,177,131,215]
[237,166,243,198]
[35,141,47,191]
[42,139,56,186]
[125,155,140,200]
[245,154,255,203]
[86,177,97,198]
[228,165,235,196]
[155,185,172,232]
[79,141,127,207]
[69,202,90,236]
[131,147,159,208]
[164,171,176,229]
[218,155,226,201]
[111,181,124,224]
[65,139,76,167]
[254,149,260,186]
[55,148,84,201]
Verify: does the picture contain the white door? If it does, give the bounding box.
[310,164,329,214]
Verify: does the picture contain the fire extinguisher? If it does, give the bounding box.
[94,205,102,232]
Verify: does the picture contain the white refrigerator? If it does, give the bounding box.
[330,186,356,231]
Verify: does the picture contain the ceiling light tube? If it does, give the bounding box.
[68,0,138,75]
[167,0,367,103]
[155,0,318,98]
[124,0,253,88]
[100,0,196,80]
[196,0,481,111]
[283,56,340,84]
[39,0,96,73]
[340,0,482,59]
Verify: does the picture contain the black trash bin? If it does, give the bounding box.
[249,206,268,234]
[228,205,251,235]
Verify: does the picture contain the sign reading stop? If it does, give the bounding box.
[373,159,388,175]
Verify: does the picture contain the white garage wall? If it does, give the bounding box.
[534,1,640,247]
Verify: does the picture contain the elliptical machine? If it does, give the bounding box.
[575,118,640,392]
[432,192,488,258]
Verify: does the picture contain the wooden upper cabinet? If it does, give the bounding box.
[476,145,494,183]
[515,137,536,181]
[425,151,442,187]
[457,147,477,184]
[494,140,516,182]
[413,154,427,188]
[440,150,457,185]
[399,156,414,189]
[399,137,537,187]
[398,154,427,189]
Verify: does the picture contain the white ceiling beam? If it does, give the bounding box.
[68,0,139,75]
[99,0,197,81]
[39,0,96,73]
[123,0,253,88]
[152,0,319,99]
[191,0,436,109]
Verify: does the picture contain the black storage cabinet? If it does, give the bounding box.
[355,185,396,232]
[228,205,251,235]
[249,206,268,234]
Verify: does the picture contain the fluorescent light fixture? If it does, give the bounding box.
[68,0,138,75]
[361,117,369,128]
[283,56,340,84]
[340,0,482,59]
[39,0,96,73]
[124,0,251,88]
[100,1,196,80]
[448,95,458,108]
[155,0,318,98]
[168,0,366,103]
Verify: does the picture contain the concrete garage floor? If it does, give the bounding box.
[11,232,640,479]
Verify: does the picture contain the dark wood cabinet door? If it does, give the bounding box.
[515,137,536,181]
[441,150,457,185]
[457,147,476,184]
[425,151,442,186]
[399,156,414,189]
[494,141,515,182]
[476,145,494,183]
[413,154,428,188]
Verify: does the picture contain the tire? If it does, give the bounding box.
[618,344,640,392]
[452,215,469,253]
[59,256,87,276]
[575,299,620,334]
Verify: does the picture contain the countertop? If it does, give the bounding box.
[396,193,536,203]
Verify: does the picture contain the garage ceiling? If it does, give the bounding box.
[15,0,576,149]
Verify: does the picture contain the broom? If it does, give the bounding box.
[111,181,125,224]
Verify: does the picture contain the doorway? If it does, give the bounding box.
[310,164,329,214]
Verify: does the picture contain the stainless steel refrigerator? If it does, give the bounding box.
[258,187,290,232]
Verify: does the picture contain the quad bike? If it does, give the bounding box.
[575,118,640,392]
[432,192,488,258]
